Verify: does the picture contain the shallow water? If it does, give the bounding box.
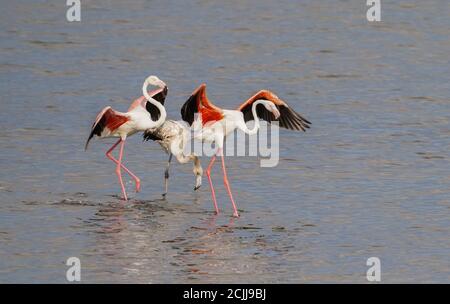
[0,0,449,283]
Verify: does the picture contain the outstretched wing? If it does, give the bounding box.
[180,84,223,126]
[85,107,128,150]
[238,90,311,131]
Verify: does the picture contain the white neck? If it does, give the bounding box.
[238,100,263,135]
[142,80,167,128]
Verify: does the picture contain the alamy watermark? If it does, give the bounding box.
[168,120,281,168]
[366,257,381,282]
[66,257,81,282]
[67,1,381,23]
[366,0,381,22]
[66,0,81,22]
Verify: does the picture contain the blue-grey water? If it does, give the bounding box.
[0,0,449,283]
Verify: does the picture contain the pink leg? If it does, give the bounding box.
[115,139,128,201]
[206,154,219,214]
[106,139,141,192]
[219,149,239,217]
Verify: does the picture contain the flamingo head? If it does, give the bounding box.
[261,100,281,119]
[144,75,167,89]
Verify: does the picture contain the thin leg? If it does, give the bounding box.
[206,154,219,214]
[162,153,173,197]
[115,139,128,201]
[193,156,202,191]
[220,149,239,217]
[106,139,141,192]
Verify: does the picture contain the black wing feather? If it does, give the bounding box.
[241,103,311,132]
[180,93,198,126]
[85,114,107,150]
[146,86,168,121]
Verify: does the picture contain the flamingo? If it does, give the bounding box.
[143,120,203,197]
[180,84,311,217]
[85,75,167,201]
[140,84,203,196]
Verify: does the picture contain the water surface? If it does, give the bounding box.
[0,0,449,283]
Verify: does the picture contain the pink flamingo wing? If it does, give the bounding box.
[85,107,129,150]
[181,84,223,126]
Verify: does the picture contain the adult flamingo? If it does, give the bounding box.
[181,84,311,217]
[85,75,167,200]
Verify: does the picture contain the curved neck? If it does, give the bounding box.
[240,101,262,135]
[143,81,167,127]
